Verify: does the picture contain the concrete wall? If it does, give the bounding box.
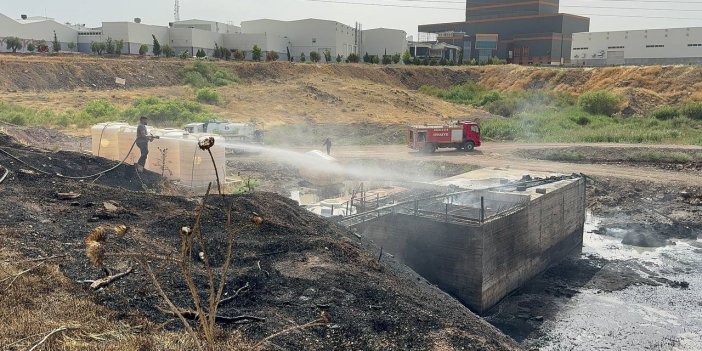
[571,27,702,66]
[359,214,485,311]
[355,178,586,314]
[172,19,240,34]
[362,28,408,57]
[223,33,287,56]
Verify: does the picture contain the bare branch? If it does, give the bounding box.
[254,318,328,350]
[218,282,250,307]
[88,266,134,290]
[2,262,44,291]
[28,326,68,351]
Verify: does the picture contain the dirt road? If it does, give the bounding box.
[319,143,702,185]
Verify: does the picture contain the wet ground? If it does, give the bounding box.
[485,212,702,350]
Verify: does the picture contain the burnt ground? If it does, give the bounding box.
[0,130,518,350]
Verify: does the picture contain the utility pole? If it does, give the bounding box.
[174,0,181,22]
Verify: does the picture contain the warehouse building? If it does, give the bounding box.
[0,13,79,52]
[361,28,408,58]
[418,0,590,65]
[571,27,702,66]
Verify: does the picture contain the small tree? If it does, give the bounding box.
[196,48,207,58]
[402,50,411,64]
[91,41,106,55]
[412,56,421,65]
[52,31,61,53]
[5,37,23,53]
[323,49,332,63]
[139,44,149,56]
[347,53,360,63]
[439,58,448,66]
[371,55,380,64]
[300,52,306,63]
[266,51,279,62]
[152,35,161,57]
[309,51,320,63]
[179,50,189,59]
[382,55,392,65]
[105,37,115,55]
[363,52,370,63]
[67,42,76,51]
[35,40,48,53]
[392,53,401,64]
[252,45,262,61]
[162,44,175,58]
[286,47,293,62]
[27,41,36,53]
[115,39,124,55]
[232,49,244,60]
[336,54,342,63]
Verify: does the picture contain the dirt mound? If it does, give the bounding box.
[0,130,166,192]
[0,129,518,350]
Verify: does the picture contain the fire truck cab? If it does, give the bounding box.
[407,121,481,153]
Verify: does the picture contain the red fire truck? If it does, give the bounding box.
[406,121,481,153]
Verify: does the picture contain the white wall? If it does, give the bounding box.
[362,28,408,58]
[0,13,78,52]
[572,27,702,65]
[172,19,240,34]
[223,33,286,54]
[242,19,357,60]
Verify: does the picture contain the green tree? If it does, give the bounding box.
[252,45,262,61]
[309,51,321,63]
[402,50,411,64]
[439,58,448,66]
[67,42,76,51]
[162,44,175,58]
[196,49,207,58]
[336,54,342,63]
[382,55,392,64]
[27,41,36,53]
[139,44,149,56]
[52,31,60,53]
[179,50,190,59]
[299,52,306,63]
[105,37,115,55]
[115,39,124,55]
[323,49,332,62]
[347,53,359,63]
[363,52,370,63]
[412,56,421,65]
[5,37,22,53]
[152,35,161,57]
[371,55,380,64]
[91,41,106,55]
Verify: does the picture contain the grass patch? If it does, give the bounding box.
[180,61,239,88]
[0,98,213,129]
[536,149,587,162]
[195,88,221,105]
[480,107,701,144]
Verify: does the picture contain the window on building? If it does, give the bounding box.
[312,38,316,44]
[607,46,624,49]
[688,43,702,47]
[645,44,664,48]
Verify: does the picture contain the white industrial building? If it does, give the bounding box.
[1,12,408,62]
[571,27,702,66]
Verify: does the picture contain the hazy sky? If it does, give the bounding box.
[3,0,702,37]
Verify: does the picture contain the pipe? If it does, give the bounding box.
[0,165,9,184]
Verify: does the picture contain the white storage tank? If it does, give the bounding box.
[91,122,127,160]
[147,130,188,179]
[117,125,139,165]
[179,134,226,189]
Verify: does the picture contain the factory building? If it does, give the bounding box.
[571,27,702,66]
[418,0,590,65]
[1,12,407,62]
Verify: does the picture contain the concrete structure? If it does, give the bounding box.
[0,14,78,52]
[361,28,408,58]
[571,27,702,66]
[343,169,586,313]
[242,19,359,61]
[418,0,590,65]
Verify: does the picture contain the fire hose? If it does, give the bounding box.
[0,139,138,180]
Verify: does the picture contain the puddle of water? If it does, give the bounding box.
[489,211,702,351]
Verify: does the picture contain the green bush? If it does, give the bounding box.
[195,88,220,104]
[578,90,621,116]
[680,101,702,120]
[485,98,518,117]
[139,44,148,56]
[124,97,210,126]
[179,61,239,88]
[83,99,120,118]
[653,106,679,120]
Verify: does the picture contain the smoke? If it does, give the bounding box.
[224,142,430,183]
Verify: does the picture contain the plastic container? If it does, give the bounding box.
[116,125,139,164]
[179,134,226,189]
[91,122,127,160]
[146,131,188,179]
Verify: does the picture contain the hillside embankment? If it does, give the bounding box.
[1,54,701,116]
